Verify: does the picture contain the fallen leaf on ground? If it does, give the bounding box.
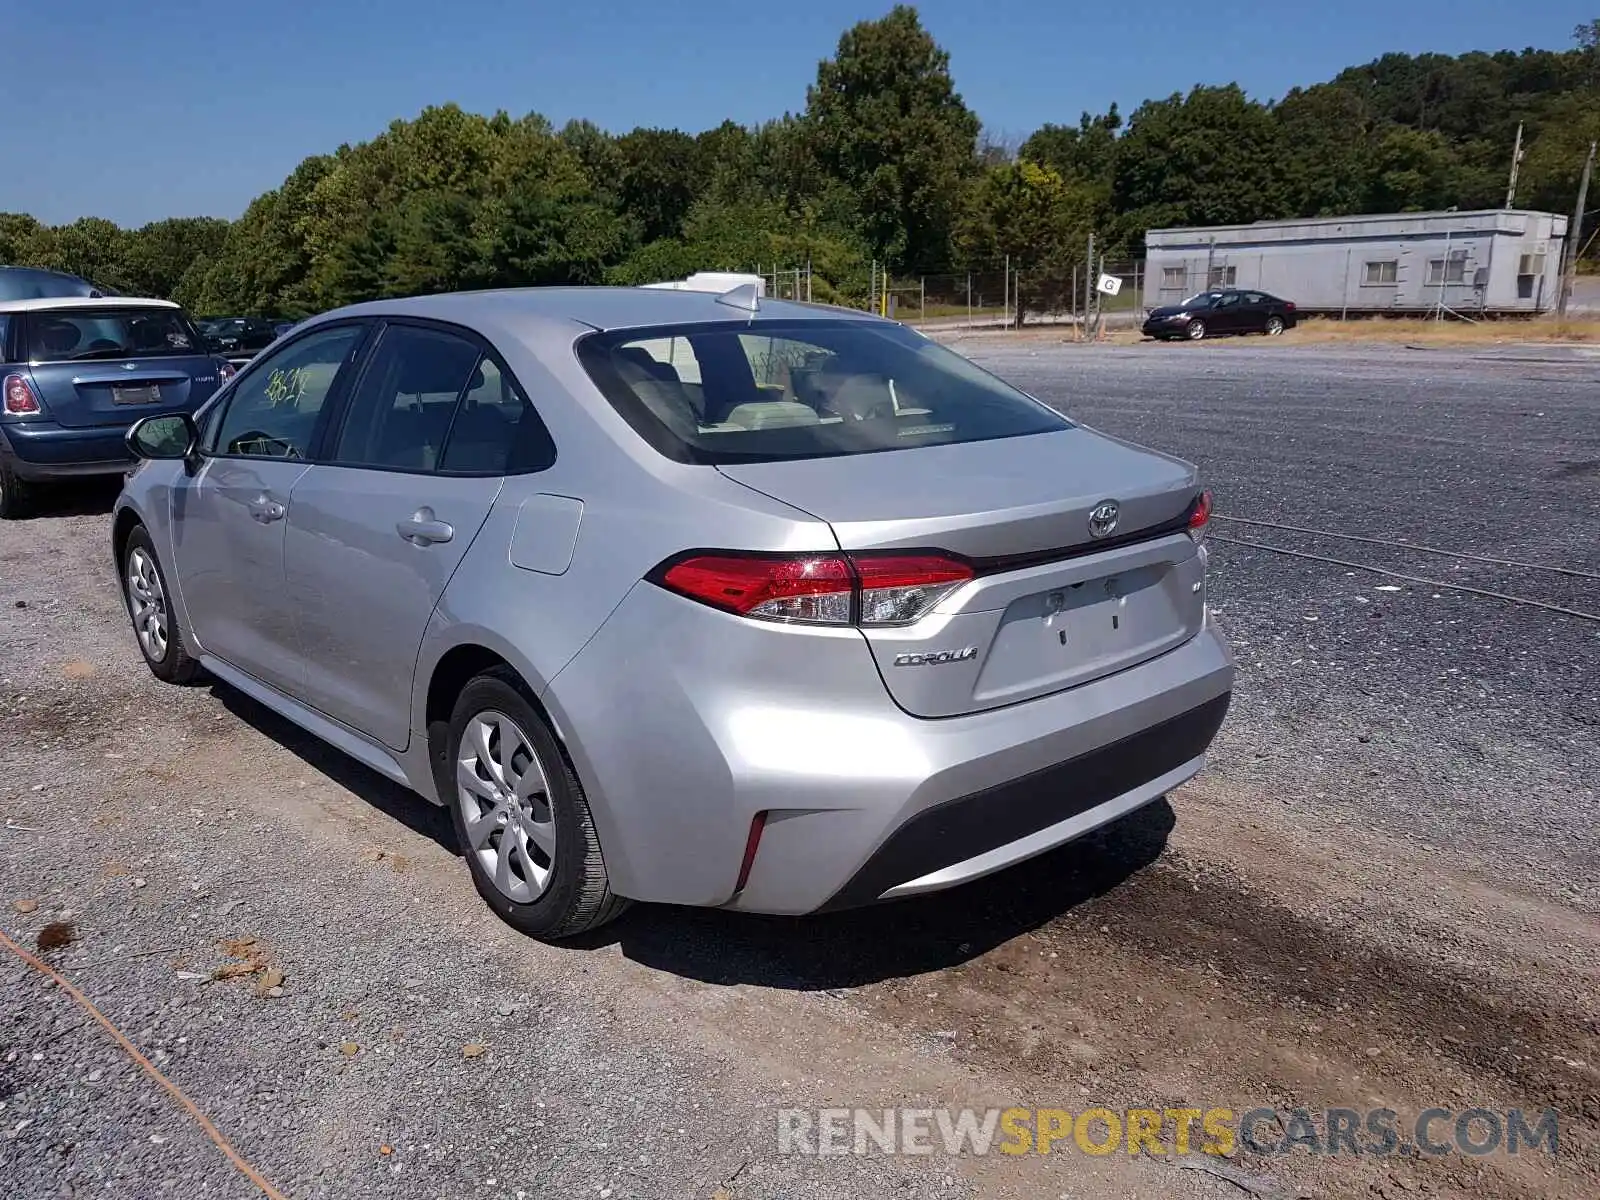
[253,966,286,998]
[11,898,38,914]
[61,661,95,680]
[462,1043,487,1059]
[339,1042,360,1056]
[380,1145,393,1156]
[35,921,76,952]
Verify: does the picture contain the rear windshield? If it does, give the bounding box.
[27,307,204,362]
[576,319,1070,464]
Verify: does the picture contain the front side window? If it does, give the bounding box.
[331,325,481,471]
[209,324,364,459]
[27,306,203,362]
[578,319,1071,465]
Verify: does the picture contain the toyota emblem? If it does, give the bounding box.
[1088,500,1120,538]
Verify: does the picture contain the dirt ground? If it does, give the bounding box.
[2,344,1597,1200]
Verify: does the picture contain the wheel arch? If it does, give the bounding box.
[111,502,144,573]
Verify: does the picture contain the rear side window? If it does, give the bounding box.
[437,357,556,475]
[331,325,481,471]
[577,319,1069,464]
[27,307,202,361]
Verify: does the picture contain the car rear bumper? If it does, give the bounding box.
[0,421,135,479]
[544,582,1235,915]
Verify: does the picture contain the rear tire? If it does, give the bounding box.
[0,458,34,520]
[122,526,204,684]
[446,667,629,941]
[1265,315,1285,336]
[1186,319,1207,341]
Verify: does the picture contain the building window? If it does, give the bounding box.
[1518,252,1547,276]
[1362,260,1398,285]
[1208,265,1237,287]
[1426,252,1469,286]
[1161,266,1187,288]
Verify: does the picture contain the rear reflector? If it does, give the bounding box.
[733,811,767,894]
[655,551,973,626]
[3,374,40,415]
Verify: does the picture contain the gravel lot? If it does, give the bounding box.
[2,341,1597,1200]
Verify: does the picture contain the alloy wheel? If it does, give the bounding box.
[456,710,556,903]
[126,548,169,662]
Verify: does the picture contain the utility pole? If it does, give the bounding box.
[1003,253,1010,329]
[1505,122,1524,209]
[1559,141,1597,320]
[1082,233,1094,340]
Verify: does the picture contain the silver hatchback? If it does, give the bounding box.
[113,285,1233,940]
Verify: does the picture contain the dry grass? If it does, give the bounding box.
[1285,314,1600,345]
[929,314,1600,350]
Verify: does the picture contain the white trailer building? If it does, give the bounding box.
[1144,209,1568,316]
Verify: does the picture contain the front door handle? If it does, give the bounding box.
[248,494,286,523]
[397,508,454,546]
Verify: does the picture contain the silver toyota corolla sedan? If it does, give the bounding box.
[112,285,1233,940]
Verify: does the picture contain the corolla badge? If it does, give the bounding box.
[893,646,977,667]
[1088,500,1120,538]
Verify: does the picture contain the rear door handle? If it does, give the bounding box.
[248,494,286,523]
[397,509,454,546]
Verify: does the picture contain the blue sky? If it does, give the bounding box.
[7,0,1591,228]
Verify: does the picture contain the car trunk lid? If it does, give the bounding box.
[23,356,224,428]
[717,428,1209,717]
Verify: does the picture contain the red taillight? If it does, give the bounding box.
[660,554,854,623]
[733,811,767,894]
[656,551,973,626]
[3,374,41,415]
[1286,301,1296,312]
[1188,490,1212,543]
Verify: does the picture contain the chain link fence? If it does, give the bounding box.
[754,261,1154,332]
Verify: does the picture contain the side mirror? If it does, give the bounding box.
[126,413,199,461]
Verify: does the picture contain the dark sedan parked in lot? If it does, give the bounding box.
[1143,288,1297,341]
[201,316,281,360]
[0,297,235,517]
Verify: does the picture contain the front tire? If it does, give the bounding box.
[1186,319,1207,341]
[446,668,629,940]
[123,526,203,684]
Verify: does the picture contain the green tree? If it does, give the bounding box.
[1110,85,1287,249]
[804,4,980,268]
[616,128,704,242]
[956,161,1094,320]
[0,213,46,265]
[119,217,231,300]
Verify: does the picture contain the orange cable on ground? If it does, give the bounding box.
[0,926,292,1200]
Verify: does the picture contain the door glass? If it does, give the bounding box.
[209,324,364,459]
[1244,293,1265,306]
[438,357,556,474]
[332,325,481,472]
